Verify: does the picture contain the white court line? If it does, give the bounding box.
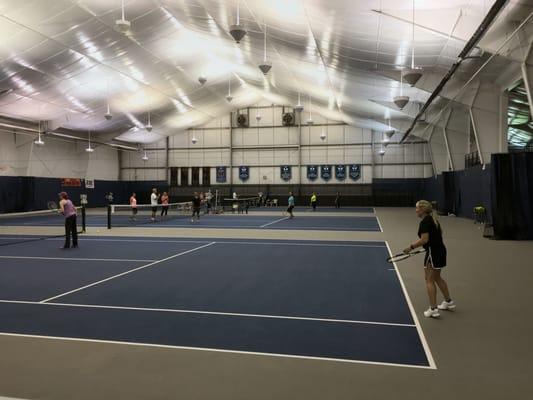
[0,332,434,369]
[39,242,216,304]
[259,216,289,228]
[384,241,437,370]
[0,255,155,262]
[0,299,415,328]
[0,237,389,245]
[376,215,384,232]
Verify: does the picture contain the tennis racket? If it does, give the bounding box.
[387,249,426,263]
[47,201,58,210]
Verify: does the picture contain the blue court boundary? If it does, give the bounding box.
[0,236,435,369]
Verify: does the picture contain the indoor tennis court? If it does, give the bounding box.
[1,1,533,399]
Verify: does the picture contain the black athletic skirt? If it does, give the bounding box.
[424,247,447,269]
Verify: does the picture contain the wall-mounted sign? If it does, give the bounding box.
[61,178,81,187]
[85,179,94,189]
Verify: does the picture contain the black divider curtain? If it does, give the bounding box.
[491,153,533,240]
[442,171,458,215]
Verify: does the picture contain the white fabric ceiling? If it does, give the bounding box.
[0,0,500,143]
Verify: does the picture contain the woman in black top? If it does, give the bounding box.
[404,200,455,318]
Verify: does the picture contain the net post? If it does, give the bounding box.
[107,205,112,229]
[81,206,86,233]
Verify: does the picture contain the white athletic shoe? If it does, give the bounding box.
[437,300,456,310]
[423,307,440,318]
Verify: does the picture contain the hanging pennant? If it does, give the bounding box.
[307,165,318,181]
[321,165,332,181]
[216,166,227,183]
[335,165,346,181]
[349,164,361,181]
[239,166,250,181]
[280,165,292,181]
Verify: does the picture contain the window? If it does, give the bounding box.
[180,168,189,186]
[191,167,200,186]
[202,167,211,186]
[170,167,178,186]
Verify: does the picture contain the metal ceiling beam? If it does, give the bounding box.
[400,0,510,144]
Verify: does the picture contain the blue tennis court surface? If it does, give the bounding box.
[0,213,382,232]
[0,236,433,368]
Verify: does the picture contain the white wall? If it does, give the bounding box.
[0,131,119,180]
[120,104,433,183]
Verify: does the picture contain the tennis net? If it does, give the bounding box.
[106,202,202,229]
[0,207,86,246]
[222,196,261,213]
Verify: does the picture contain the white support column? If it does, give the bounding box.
[199,167,203,186]
[468,81,507,164]
[521,40,533,116]
[177,167,181,186]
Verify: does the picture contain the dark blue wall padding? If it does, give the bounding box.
[421,166,492,220]
[0,177,168,213]
[491,153,533,240]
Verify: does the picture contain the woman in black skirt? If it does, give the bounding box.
[404,200,455,318]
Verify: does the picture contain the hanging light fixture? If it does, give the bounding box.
[86,130,94,153]
[104,80,112,120]
[141,150,149,161]
[258,23,272,75]
[320,129,326,141]
[256,109,261,122]
[198,75,207,85]
[226,74,233,102]
[145,112,153,132]
[294,92,304,112]
[229,0,247,43]
[307,95,314,125]
[34,121,44,146]
[403,0,423,86]
[104,100,112,121]
[385,118,395,139]
[191,136,198,144]
[379,146,386,155]
[114,0,131,33]
[393,71,409,109]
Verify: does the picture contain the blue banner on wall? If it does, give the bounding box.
[349,164,361,181]
[216,166,227,183]
[307,165,318,181]
[239,166,250,182]
[335,165,346,181]
[321,165,332,181]
[280,165,292,182]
